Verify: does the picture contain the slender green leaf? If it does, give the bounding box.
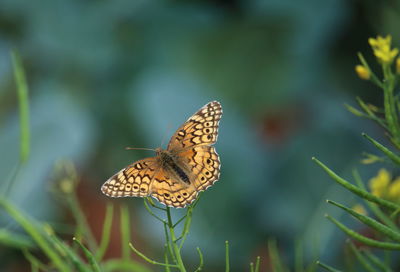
[96,202,114,261]
[67,192,97,250]
[73,238,101,272]
[361,248,393,272]
[22,249,49,271]
[268,239,285,272]
[326,215,400,250]
[316,261,343,272]
[44,229,89,272]
[313,157,400,210]
[103,258,152,272]
[0,198,70,272]
[0,228,34,248]
[294,239,303,272]
[347,241,375,272]
[11,50,30,163]
[327,200,400,242]
[362,133,400,166]
[353,169,400,232]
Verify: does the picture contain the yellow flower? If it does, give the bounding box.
[355,65,370,80]
[369,168,391,197]
[368,35,399,64]
[388,177,400,200]
[396,58,400,74]
[352,204,367,215]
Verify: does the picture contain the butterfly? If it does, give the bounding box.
[101,101,222,208]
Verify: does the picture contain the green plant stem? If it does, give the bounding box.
[383,64,400,147]
[194,247,204,272]
[129,242,179,268]
[164,244,171,272]
[163,223,176,263]
[254,256,260,272]
[225,241,230,272]
[120,204,131,261]
[67,193,97,251]
[166,207,187,272]
[179,206,193,249]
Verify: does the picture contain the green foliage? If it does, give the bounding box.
[315,35,400,271]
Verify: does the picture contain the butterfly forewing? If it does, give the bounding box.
[101,158,158,197]
[167,101,222,151]
[101,101,222,208]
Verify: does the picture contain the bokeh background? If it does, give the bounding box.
[1,0,400,271]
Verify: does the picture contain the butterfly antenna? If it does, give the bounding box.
[160,123,173,148]
[125,147,156,152]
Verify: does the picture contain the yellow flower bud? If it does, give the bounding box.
[355,65,370,80]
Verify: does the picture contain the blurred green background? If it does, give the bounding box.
[1,0,400,271]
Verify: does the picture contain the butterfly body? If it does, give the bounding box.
[102,101,222,208]
[157,148,190,185]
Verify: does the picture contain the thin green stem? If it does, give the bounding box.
[144,198,166,224]
[67,192,97,251]
[225,241,230,272]
[357,52,383,88]
[129,242,179,268]
[250,262,254,272]
[166,207,187,272]
[73,238,101,272]
[254,256,260,272]
[120,204,131,261]
[96,202,114,261]
[179,206,193,250]
[164,244,171,272]
[163,220,176,263]
[194,247,204,272]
